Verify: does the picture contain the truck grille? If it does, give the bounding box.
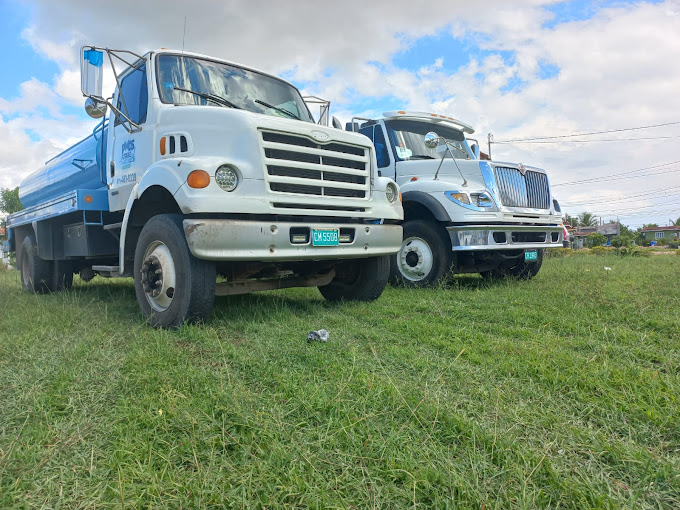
[261,131,370,200]
[493,167,550,209]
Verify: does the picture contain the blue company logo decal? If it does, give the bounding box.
[121,139,136,169]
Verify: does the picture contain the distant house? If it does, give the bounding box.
[573,222,621,248]
[641,226,680,242]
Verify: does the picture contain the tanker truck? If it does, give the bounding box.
[4,47,403,328]
[346,111,563,286]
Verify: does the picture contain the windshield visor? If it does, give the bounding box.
[384,119,472,161]
[156,54,313,122]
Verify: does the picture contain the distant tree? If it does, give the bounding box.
[586,232,607,247]
[671,217,680,227]
[0,187,22,215]
[578,212,598,227]
[643,223,658,229]
[619,223,634,237]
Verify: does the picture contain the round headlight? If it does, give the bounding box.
[386,182,398,203]
[215,165,239,192]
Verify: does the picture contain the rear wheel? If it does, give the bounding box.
[318,256,390,302]
[134,215,216,328]
[19,235,54,293]
[390,220,452,287]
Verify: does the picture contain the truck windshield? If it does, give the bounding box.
[384,119,472,161]
[156,54,314,122]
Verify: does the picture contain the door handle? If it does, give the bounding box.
[110,161,115,178]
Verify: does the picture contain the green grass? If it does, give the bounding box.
[0,255,679,508]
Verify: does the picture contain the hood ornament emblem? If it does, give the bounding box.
[311,130,330,142]
[518,163,526,175]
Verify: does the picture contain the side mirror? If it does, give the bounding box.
[424,132,440,149]
[81,47,103,99]
[84,97,106,119]
[331,116,342,130]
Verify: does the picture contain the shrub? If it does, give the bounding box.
[590,246,615,255]
[610,235,633,248]
[615,246,651,257]
[586,232,607,248]
[545,248,572,258]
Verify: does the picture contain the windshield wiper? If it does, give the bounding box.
[408,155,436,160]
[255,99,300,120]
[173,86,241,109]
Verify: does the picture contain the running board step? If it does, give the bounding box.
[103,222,123,231]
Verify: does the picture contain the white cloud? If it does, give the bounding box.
[2,0,680,226]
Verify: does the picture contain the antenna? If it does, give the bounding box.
[181,17,187,55]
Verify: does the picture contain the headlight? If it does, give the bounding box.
[470,193,494,208]
[386,182,399,203]
[215,165,239,192]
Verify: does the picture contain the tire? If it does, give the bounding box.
[19,235,54,294]
[134,215,216,328]
[481,250,544,280]
[318,256,390,302]
[389,220,452,287]
[52,260,74,291]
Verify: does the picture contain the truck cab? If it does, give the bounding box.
[348,111,563,285]
[5,47,403,327]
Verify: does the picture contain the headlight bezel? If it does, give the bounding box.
[386,182,399,203]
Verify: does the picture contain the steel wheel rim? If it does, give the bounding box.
[141,241,177,312]
[398,236,434,281]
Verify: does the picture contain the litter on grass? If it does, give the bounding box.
[307,329,329,343]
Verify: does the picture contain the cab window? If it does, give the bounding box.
[115,64,148,126]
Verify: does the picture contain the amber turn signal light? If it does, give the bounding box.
[160,137,166,156]
[187,170,210,188]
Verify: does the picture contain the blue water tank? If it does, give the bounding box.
[19,124,108,208]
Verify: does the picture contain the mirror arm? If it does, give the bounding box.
[105,99,142,133]
[433,138,467,186]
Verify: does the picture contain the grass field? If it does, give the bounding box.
[0,254,678,508]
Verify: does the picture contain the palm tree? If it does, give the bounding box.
[671,217,680,226]
[578,212,597,227]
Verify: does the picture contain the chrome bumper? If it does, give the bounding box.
[183,219,402,261]
[446,224,563,251]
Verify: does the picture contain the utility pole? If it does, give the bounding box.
[487,133,493,160]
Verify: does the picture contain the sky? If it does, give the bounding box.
[1,0,679,228]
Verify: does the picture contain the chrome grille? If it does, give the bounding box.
[493,167,550,209]
[261,131,370,200]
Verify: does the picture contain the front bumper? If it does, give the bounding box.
[183,219,402,261]
[446,224,563,251]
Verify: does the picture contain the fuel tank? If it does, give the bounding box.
[19,123,108,208]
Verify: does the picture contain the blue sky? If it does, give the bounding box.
[1,0,679,227]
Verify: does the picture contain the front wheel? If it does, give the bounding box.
[389,220,452,287]
[134,215,216,328]
[318,256,390,302]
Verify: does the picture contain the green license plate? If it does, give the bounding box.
[312,228,339,246]
[524,250,538,262]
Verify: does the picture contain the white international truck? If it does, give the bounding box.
[3,47,403,327]
[347,111,563,286]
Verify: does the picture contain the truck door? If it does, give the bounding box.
[359,124,394,180]
[107,61,154,212]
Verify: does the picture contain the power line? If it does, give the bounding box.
[560,185,680,207]
[494,120,680,143]
[495,135,680,144]
[552,160,680,187]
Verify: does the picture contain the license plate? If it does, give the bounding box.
[312,228,339,246]
[524,250,538,262]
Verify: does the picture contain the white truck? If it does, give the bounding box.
[4,47,403,327]
[347,111,563,285]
